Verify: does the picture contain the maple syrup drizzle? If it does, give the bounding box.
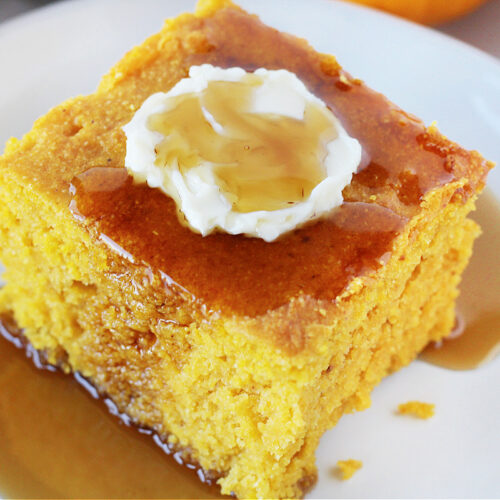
[70,166,407,317]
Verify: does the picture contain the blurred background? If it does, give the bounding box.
[1,0,499,58]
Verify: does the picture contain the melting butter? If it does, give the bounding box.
[149,76,337,213]
[123,65,361,241]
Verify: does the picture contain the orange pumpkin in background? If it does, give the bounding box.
[346,0,489,24]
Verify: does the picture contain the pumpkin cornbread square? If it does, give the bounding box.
[0,0,492,498]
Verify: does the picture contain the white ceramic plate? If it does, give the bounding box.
[0,0,499,498]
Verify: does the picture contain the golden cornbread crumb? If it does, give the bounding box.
[336,459,363,480]
[398,401,435,419]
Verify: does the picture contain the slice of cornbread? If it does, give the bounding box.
[0,0,492,498]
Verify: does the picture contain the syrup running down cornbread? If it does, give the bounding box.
[0,0,493,498]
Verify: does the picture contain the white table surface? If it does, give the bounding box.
[2,0,500,60]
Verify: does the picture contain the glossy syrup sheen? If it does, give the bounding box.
[63,5,484,317]
[71,167,406,316]
[150,76,334,213]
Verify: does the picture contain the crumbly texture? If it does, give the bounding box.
[398,401,435,419]
[0,0,491,498]
[336,459,363,480]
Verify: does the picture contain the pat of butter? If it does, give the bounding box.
[123,64,361,241]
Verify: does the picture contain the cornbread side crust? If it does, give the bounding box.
[0,0,492,498]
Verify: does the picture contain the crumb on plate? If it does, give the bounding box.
[336,459,363,480]
[398,400,435,419]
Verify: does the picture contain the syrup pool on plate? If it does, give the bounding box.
[420,188,500,370]
[0,316,223,499]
